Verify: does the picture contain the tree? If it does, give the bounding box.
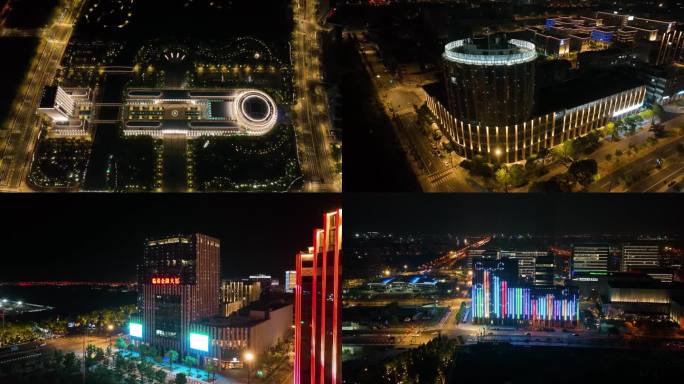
[508,164,527,187]
[153,369,167,384]
[183,355,198,376]
[115,337,127,350]
[552,139,577,168]
[165,349,179,371]
[568,159,598,187]
[205,360,218,381]
[529,174,573,192]
[495,167,511,192]
[174,372,188,384]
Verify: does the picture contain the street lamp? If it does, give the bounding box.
[243,351,255,384]
[107,324,114,347]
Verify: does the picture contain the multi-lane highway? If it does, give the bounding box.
[590,134,684,192]
[0,0,84,192]
[292,0,340,192]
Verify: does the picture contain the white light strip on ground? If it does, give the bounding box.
[612,103,642,117]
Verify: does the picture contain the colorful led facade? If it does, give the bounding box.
[472,258,579,326]
[295,209,342,384]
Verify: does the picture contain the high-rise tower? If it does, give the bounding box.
[295,209,342,384]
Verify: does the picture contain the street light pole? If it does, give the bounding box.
[244,351,254,384]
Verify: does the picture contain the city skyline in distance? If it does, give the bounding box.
[0,194,341,282]
[345,194,683,236]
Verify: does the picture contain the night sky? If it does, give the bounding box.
[345,194,683,236]
[0,194,340,282]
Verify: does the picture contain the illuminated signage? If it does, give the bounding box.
[189,333,209,352]
[129,322,143,338]
[151,276,181,285]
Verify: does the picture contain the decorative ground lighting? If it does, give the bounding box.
[129,322,143,338]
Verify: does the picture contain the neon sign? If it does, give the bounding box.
[151,276,181,285]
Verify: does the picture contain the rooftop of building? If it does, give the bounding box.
[443,34,537,66]
[534,70,646,116]
[195,299,292,328]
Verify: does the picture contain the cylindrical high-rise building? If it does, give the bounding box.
[443,35,537,128]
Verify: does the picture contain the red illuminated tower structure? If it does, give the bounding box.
[137,234,220,355]
[295,209,342,384]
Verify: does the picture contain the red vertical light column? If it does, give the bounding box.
[332,209,342,384]
[294,252,302,384]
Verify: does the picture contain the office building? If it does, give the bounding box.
[500,250,547,281]
[295,209,342,384]
[38,86,76,122]
[221,279,262,316]
[135,234,221,355]
[429,73,646,163]
[572,244,610,276]
[656,30,684,66]
[534,254,555,286]
[622,244,660,271]
[442,35,537,128]
[471,257,578,327]
[285,270,296,293]
[191,300,293,369]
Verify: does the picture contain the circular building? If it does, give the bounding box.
[442,36,537,128]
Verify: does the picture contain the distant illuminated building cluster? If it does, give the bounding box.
[471,258,579,327]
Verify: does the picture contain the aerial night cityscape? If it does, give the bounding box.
[1,0,684,383]
[0,194,342,383]
[343,194,683,383]
[0,0,341,192]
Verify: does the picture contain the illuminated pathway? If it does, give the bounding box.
[291,0,340,192]
[0,0,85,191]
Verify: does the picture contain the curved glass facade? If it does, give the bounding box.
[443,38,537,128]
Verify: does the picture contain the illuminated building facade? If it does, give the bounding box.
[499,250,547,281]
[471,258,579,327]
[428,84,647,163]
[534,254,555,286]
[621,244,661,272]
[657,30,684,66]
[191,301,293,370]
[122,88,278,138]
[442,36,537,128]
[220,279,262,316]
[295,209,342,384]
[37,86,93,137]
[137,234,221,355]
[285,270,297,293]
[573,244,610,276]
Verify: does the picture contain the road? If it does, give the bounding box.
[291,0,340,192]
[352,32,481,192]
[590,135,684,192]
[0,0,84,192]
[46,335,112,356]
